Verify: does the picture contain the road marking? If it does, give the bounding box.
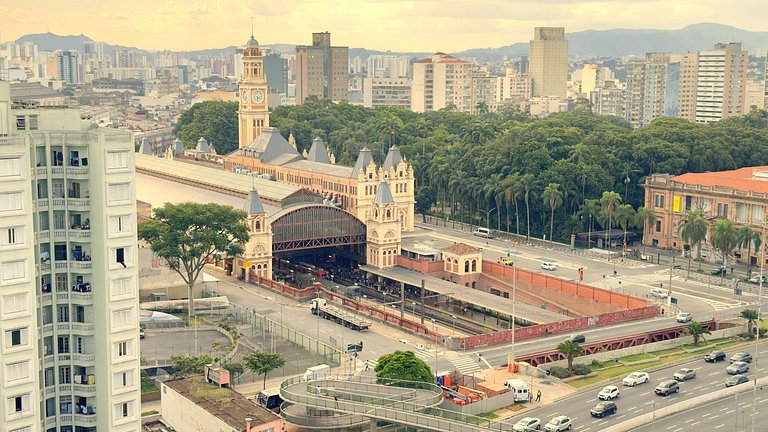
[710,415,719,419]
[692,386,703,390]
[627,406,637,410]
[616,415,625,419]
[684,419,693,423]
[715,425,725,429]
[708,372,720,376]
[720,407,730,412]
[690,422,700,426]
[709,380,719,384]
[725,410,735,414]
[640,392,650,396]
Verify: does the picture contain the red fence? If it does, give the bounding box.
[322,290,436,337]
[248,271,316,299]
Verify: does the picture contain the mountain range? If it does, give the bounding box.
[14,23,768,62]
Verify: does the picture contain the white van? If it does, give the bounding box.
[473,227,494,238]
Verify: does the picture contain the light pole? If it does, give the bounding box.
[511,264,517,367]
[751,216,766,432]
[315,289,321,342]
[479,208,496,230]
[432,318,438,375]
[451,315,457,336]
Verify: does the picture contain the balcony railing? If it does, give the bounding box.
[36,200,49,210]
[69,230,91,240]
[40,262,51,272]
[72,353,96,363]
[71,322,95,332]
[50,167,65,175]
[70,261,92,271]
[74,384,96,394]
[68,198,90,208]
[53,229,67,241]
[52,198,66,206]
[74,413,98,424]
[71,292,94,302]
[67,167,89,176]
[37,231,50,242]
[57,323,71,332]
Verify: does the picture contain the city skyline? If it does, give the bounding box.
[2,0,766,52]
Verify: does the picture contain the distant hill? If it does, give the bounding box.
[13,23,768,61]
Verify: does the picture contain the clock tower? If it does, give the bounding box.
[238,34,270,148]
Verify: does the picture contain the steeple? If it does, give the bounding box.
[382,144,403,171]
[374,180,395,204]
[139,137,153,155]
[351,146,375,178]
[195,137,211,153]
[306,137,331,164]
[172,137,185,155]
[245,187,265,215]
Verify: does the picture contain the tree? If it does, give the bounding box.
[600,191,622,247]
[244,351,286,390]
[615,204,637,250]
[170,354,214,377]
[138,202,249,321]
[686,321,711,346]
[222,362,245,387]
[710,219,738,268]
[174,100,240,155]
[736,226,761,275]
[678,210,708,262]
[520,174,535,240]
[542,183,563,242]
[415,186,436,222]
[556,340,583,372]
[504,174,523,234]
[374,351,433,387]
[740,308,760,337]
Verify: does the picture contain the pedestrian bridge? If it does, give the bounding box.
[279,375,516,431]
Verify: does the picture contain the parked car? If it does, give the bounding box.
[730,352,753,363]
[544,416,572,432]
[655,380,680,396]
[512,417,541,432]
[590,401,617,418]
[673,368,696,381]
[725,375,750,387]
[704,350,726,363]
[712,267,727,276]
[497,257,514,266]
[566,334,586,344]
[597,385,620,400]
[622,371,650,387]
[748,274,766,284]
[541,262,557,271]
[727,361,750,375]
[675,312,693,323]
[649,288,668,299]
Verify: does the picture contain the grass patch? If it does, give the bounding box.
[651,347,683,357]
[569,361,665,388]
[142,410,159,417]
[619,353,656,363]
[476,411,499,420]
[590,360,621,370]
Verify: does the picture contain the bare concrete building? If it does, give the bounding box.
[528,27,568,99]
[295,32,349,104]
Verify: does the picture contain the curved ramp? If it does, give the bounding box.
[280,376,515,432]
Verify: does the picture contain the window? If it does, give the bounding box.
[57,305,69,323]
[5,360,31,383]
[28,115,37,131]
[2,292,29,317]
[113,400,134,420]
[107,182,131,204]
[1,226,24,247]
[108,215,132,236]
[0,192,23,212]
[6,394,31,418]
[57,336,69,354]
[111,245,133,268]
[1,260,27,283]
[113,369,135,391]
[0,157,22,177]
[106,151,130,170]
[110,277,135,299]
[4,328,29,349]
[15,116,26,131]
[113,339,134,360]
[58,366,70,384]
[111,307,134,330]
[44,368,54,387]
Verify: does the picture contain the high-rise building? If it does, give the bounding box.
[238,36,270,148]
[470,70,497,114]
[496,68,532,104]
[0,80,141,432]
[363,77,411,108]
[528,27,568,98]
[411,53,472,113]
[295,32,349,103]
[263,53,289,95]
[366,55,410,79]
[694,42,748,123]
[56,50,81,85]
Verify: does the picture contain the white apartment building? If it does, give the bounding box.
[495,68,532,104]
[695,43,747,123]
[363,77,411,108]
[0,80,141,432]
[411,53,472,113]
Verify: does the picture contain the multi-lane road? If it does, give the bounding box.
[507,343,768,432]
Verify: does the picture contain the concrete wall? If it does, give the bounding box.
[161,382,239,432]
[440,391,517,415]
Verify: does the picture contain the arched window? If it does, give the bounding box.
[386,209,391,218]
[464,260,470,272]
[471,259,477,272]
[255,220,261,231]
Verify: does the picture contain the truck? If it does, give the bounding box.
[504,378,530,402]
[204,364,230,387]
[256,388,283,413]
[310,298,372,331]
[302,364,331,382]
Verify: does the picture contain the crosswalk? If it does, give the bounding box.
[367,349,484,376]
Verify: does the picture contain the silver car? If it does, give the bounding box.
[727,361,750,375]
[673,368,696,381]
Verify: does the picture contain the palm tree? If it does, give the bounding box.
[740,308,759,337]
[615,204,637,251]
[542,183,563,243]
[686,321,711,346]
[578,199,602,248]
[710,219,738,268]
[678,210,709,262]
[475,101,489,114]
[504,174,523,235]
[736,226,761,275]
[600,191,622,248]
[520,174,536,240]
[374,114,404,152]
[556,340,583,372]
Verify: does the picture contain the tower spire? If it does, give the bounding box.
[250,17,254,40]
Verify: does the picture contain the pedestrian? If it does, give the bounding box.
[334,394,340,408]
[365,361,369,371]
[536,390,542,402]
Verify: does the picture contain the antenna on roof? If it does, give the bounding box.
[250,17,254,40]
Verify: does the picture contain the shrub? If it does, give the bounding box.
[548,366,572,379]
[571,364,592,376]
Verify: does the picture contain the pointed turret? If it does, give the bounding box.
[196,137,211,153]
[307,137,332,164]
[173,137,185,155]
[288,132,297,150]
[351,146,375,178]
[374,180,395,204]
[245,187,265,215]
[139,137,153,155]
[382,144,403,171]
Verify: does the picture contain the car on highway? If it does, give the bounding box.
[725,375,750,387]
[649,288,668,299]
[622,371,650,386]
[675,312,693,323]
[727,361,750,375]
[704,350,726,362]
[730,352,753,363]
[673,368,696,381]
[711,267,727,276]
[565,334,586,343]
[497,257,514,266]
[590,401,618,418]
[598,385,620,400]
[655,380,680,396]
[544,415,572,432]
[512,417,541,431]
[541,262,557,271]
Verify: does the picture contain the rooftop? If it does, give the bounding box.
[670,166,768,193]
[443,243,481,255]
[164,377,280,431]
[10,82,65,100]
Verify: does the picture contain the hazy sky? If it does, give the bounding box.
[2,0,764,52]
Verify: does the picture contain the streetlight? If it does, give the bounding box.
[511,263,517,369]
[479,208,496,230]
[431,318,438,375]
[751,216,766,432]
[451,315,457,336]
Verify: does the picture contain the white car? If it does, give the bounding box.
[622,371,650,387]
[649,288,668,299]
[597,385,620,400]
[675,312,693,323]
[544,415,572,432]
[541,262,557,271]
[512,417,541,431]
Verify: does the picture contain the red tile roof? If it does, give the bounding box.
[672,166,768,193]
[443,243,481,255]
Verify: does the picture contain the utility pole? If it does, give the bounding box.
[751,217,766,432]
[420,279,425,325]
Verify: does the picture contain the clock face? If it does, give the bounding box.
[252,89,264,104]
[241,90,249,103]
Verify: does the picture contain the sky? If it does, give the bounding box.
[1,0,765,52]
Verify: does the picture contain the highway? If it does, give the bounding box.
[507,343,768,432]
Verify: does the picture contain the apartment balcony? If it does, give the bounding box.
[74,413,98,425]
[68,198,90,210]
[56,292,70,302]
[50,167,65,176]
[74,383,96,395]
[72,353,96,363]
[44,356,54,366]
[35,166,47,176]
[45,417,57,428]
[71,292,94,302]
[55,262,69,271]
[52,198,66,207]
[57,323,71,332]
[70,261,92,272]
[71,322,95,333]
[69,229,91,241]
[53,229,67,241]
[44,385,56,397]
[35,199,49,210]
[67,166,89,176]
[37,230,50,242]
[58,383,73,393]
[39,262,51,273]
[42,323,54,334]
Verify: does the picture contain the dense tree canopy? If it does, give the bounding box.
[174,100,239,155]
[374,350,434,386]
